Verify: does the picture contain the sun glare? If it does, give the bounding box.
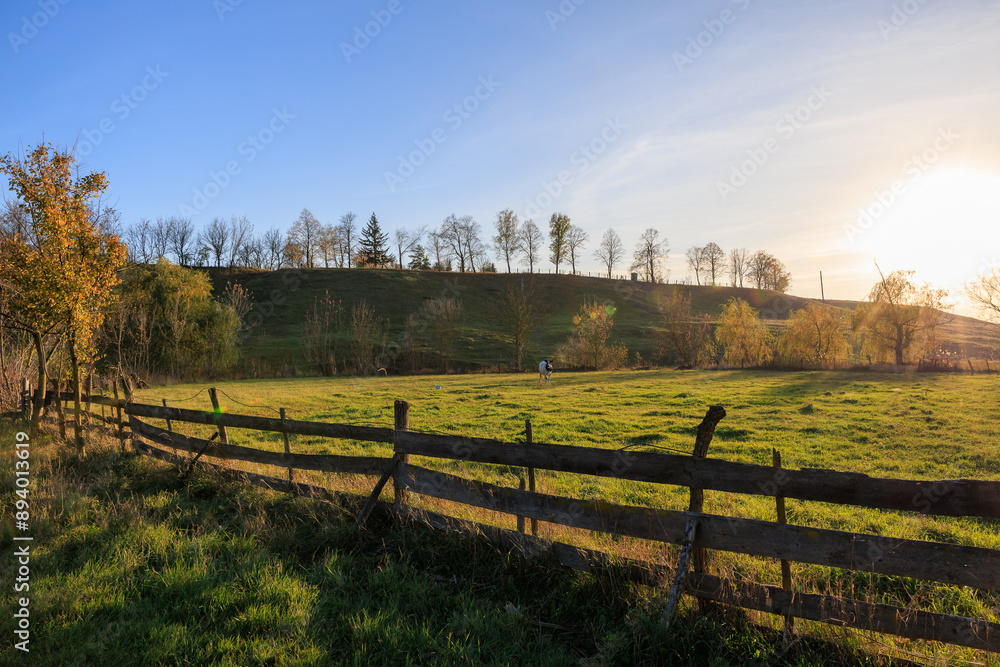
[858,168,1000,294]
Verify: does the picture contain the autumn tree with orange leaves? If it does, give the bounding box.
[0,143,126,448]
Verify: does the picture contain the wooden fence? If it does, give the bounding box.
[27,386,1000,654]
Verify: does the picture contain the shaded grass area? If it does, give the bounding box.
[0,425,900,666]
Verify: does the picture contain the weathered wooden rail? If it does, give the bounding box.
[33,388,1000,654]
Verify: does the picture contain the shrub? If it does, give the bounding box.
[556,298,626,369]
[300,291,345,375]
[648,289,712,368]
[715,297,773,367]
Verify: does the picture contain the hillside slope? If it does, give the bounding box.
[206,268,1000,371]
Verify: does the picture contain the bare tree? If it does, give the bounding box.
[593,228,624,278]
[729,247,749,287]
[337,212,357,268]
[440,214,481,273]
[427,230,451,271]
[495,278,541,371]
[686,246,705,285]
[89,204,121,237]
[747,250,792,292]
[202,217,229,267]
[747,250,769,289]
[242,235,264,269]
[492,208,521,272]
[964,267,1000,321]
[227,215,253,268]
[519,219,544,273]
[467,226,489,272]
[169,217,196,265]
[702,242,726,286]
[150,217,172,260]
[124,219,154,264]
[393,226,426,269]
[288,209,322,268]
[263,228,284,270]
[318,223,340,268]
[566,225,589,275]
[631,228,669,282]
[548,212,571,273]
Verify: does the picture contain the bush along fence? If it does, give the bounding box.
[25,384,1000,654]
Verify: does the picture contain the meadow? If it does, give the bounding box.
[3,369,1000,665]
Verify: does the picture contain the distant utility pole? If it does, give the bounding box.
[820,271,826,302]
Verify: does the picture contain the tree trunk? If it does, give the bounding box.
[30,331,46,432]
[895,324,905,366]
[68,328,84,453]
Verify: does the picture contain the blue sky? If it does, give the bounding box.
[3,0,999,305]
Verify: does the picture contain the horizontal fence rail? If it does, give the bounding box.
[126,402,395,443]
[56,393,394,443]
[32,389,1000,655]
[392,505,1000,653]
[395,430,1000,520]
[130,418,392,476]
[395,463,1000,591]
[133,438,348,503]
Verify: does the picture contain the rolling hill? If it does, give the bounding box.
[205,267,1000,373]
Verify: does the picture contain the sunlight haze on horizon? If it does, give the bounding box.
[2,0,999,311]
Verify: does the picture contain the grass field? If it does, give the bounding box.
[4,369,1000,665]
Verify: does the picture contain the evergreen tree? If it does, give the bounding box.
[408,244,431,270]
[358,212,391,267]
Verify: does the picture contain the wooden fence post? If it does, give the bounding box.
[121,375,134,452]
[773,448,794,639]
[356,456,401,530]
[20,378,30,420]
[280,407,293,487]
[55,377,66,440]
[113,380,125,452]
[85,373,93,427]
[526,418,537,537]
[208,388,229,445]
[660,518,699,631]
[163,399,172,432]
[517,475,526,533]
[688,405,726,611]
[393,400,410,506]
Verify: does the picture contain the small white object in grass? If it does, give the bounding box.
[504,602,522,617]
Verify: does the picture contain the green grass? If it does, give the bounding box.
[0,426,890,667]
[4,370,1000,665]
[209,267,1000,373]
